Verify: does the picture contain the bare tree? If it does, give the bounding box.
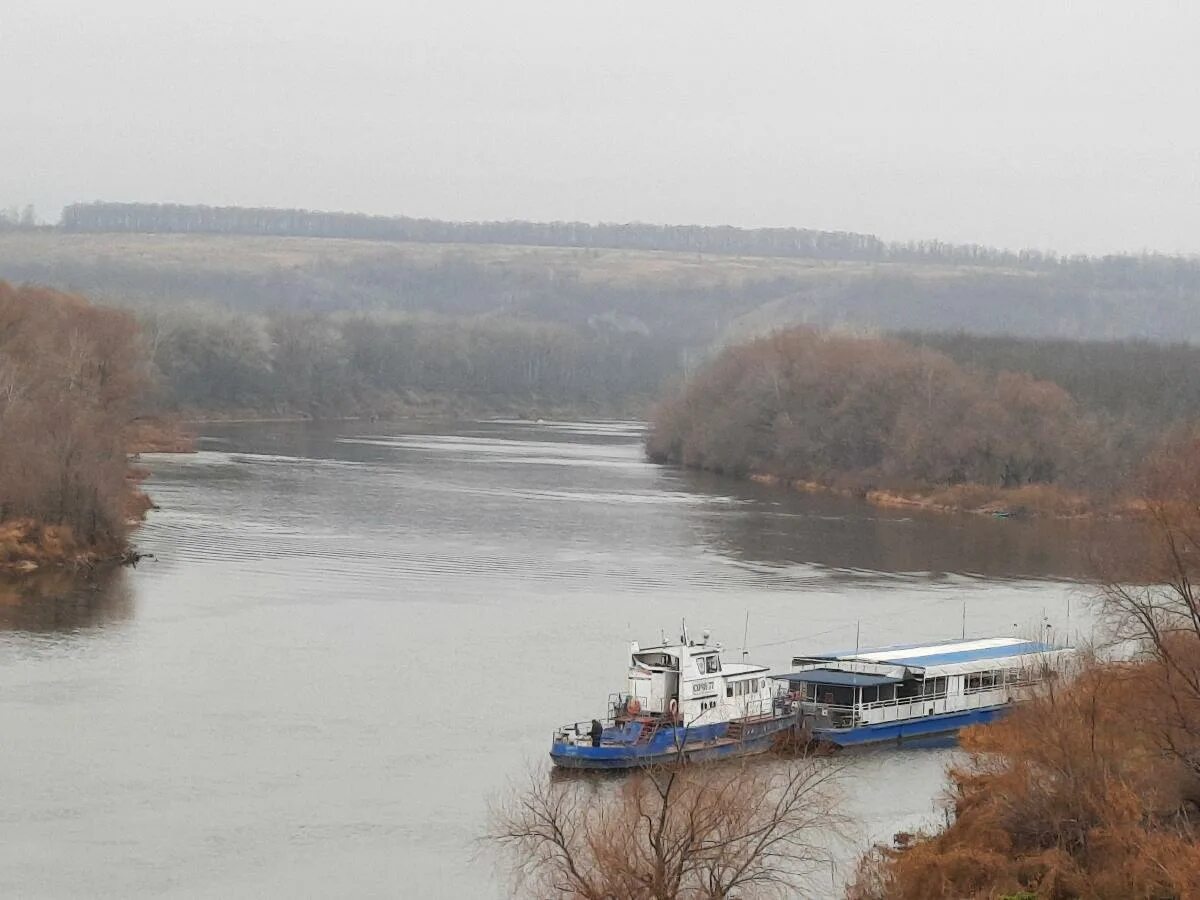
[1094,429,1200,773]
[488,756,842,900]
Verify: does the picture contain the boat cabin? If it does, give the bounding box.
[781,637,1075,731]
[618,632,779,728]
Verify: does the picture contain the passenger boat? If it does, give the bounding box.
[550,627,798,770]
[781,636,1075,746]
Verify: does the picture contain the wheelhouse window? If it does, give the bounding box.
[635,653,676,668]
[705,656,721,674]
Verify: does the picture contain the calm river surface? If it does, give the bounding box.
[0,420,1111,898]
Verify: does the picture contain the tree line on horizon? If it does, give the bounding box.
[0,205,37,230]
[58,201,1200,281]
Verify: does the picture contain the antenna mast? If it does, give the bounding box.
[742,610,750,660]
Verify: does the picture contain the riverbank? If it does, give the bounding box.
[128,417,197,453]
[0,519,144,574]
[748,473,1121,519]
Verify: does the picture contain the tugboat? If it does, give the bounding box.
[550,626,798,770]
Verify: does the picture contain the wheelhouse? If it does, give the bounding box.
[619,634,777,727]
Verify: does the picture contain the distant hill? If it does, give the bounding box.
[8,206,1200,423]
[6,222,1200,347]
[60,201,1200,277]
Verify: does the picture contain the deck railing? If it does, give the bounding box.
[796,677,1044,727]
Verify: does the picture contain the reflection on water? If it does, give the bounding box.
[0,419,1123,898]
[0,566,133,632]
[679,469,1123,582]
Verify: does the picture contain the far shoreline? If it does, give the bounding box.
[746,471,1133,521]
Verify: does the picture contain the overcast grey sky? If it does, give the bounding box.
[3,1,1198,254]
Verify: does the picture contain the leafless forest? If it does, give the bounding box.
[0,282,147,567]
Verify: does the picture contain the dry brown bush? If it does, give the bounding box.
[0,281,146,566]
[847,658,1200,899]
[646,328,1107,513]
[488,756,843,900]
[849,434,1200,899]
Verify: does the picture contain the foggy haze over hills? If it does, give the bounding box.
[4,1,1200,256]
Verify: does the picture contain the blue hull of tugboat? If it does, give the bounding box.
[550,718,794,770]
[811,706,1005,747]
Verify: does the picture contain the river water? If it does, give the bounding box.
[0,419,1110,898]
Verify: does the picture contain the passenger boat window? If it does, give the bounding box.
[818,685,854,706]
[861,686,879,703]
[695,659,705,675]
[922,677,948,697]
[726,685,734,698]
[966,672,1001,693]
[705,656,721,674]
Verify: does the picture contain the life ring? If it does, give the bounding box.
[627,697,641,715]
[668,698,678,717]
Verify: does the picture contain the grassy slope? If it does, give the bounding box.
[5,229,1199,349]
[0,230,934,282]
[0,230,1006,310]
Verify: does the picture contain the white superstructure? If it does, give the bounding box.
[784,636,1076,743]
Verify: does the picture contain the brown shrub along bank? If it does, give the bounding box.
[0,281,148,570]
[647,328,1137,515]
[848,434,1200,899]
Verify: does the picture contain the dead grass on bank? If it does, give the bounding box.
[127,417,196,453]
[750,473,1109,519]
[0,520,88,572]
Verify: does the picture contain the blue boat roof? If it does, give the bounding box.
[795,637,1057,670]
[891,643,1053,667]
[776,669,904,687]
[836,637,1053,668]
